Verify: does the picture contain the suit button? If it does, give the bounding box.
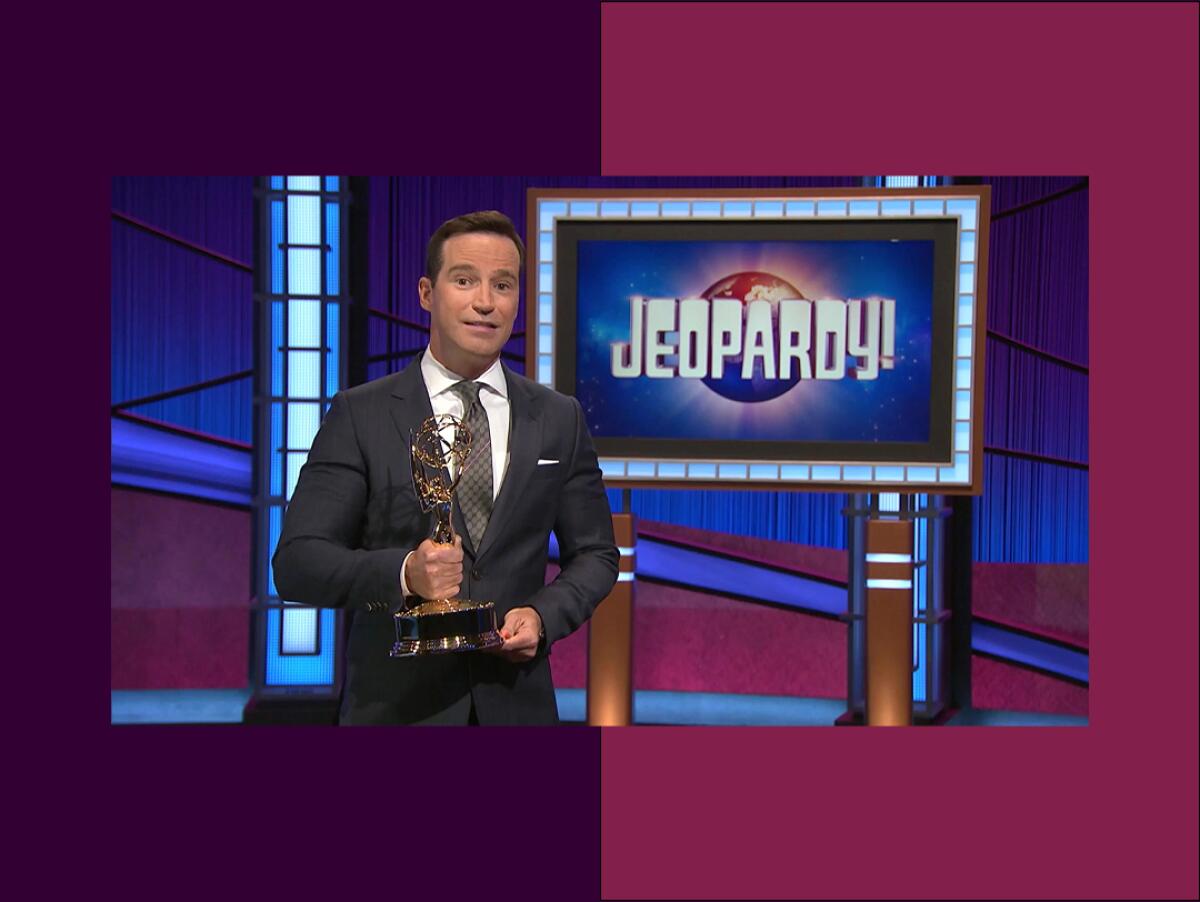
[471,569,482,580]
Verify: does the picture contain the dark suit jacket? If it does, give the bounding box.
[272,355,619,724]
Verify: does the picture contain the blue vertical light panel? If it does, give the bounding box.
[912,495,928,704]
[257,176,347,688]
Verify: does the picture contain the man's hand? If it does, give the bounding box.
[487,606,543,663]
[404,536,463,600]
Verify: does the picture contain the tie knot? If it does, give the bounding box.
[449,380,482,409]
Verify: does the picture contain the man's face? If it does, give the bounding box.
[419,232,520,378]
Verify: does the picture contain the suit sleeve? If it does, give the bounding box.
[272,392,407,612]
[525,397,619,646]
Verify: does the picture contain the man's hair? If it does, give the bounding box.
[424,210,525,284]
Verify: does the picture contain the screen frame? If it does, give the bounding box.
[555,217,958,464]
[525,186,990,494]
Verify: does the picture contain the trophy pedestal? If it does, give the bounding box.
[391,599,504,656]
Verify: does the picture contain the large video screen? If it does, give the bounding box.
[527,189,989,493]
[558,219,956,462]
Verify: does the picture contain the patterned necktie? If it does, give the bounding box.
[448,380,493,548]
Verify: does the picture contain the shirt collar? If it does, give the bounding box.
[421,347,508,400]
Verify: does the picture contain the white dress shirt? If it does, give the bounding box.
[399,348,512,597]
[419,348,511,498]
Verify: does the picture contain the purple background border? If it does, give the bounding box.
[26,2,600,901]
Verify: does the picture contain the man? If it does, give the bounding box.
[273,210,618,725]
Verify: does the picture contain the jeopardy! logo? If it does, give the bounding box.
[610,271,896,403]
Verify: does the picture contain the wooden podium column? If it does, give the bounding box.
[587,513,635,726]
[865,518,915,726]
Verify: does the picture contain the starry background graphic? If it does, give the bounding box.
[575,239,935,442]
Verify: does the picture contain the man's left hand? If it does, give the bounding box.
[488,607,543,663]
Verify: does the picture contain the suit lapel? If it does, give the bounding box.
[475,366,542,563]
[387,355,478,555]
[388,354,437,451]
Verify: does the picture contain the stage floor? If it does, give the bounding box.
[111,687,1087,727]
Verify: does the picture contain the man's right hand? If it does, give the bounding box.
[404,535,463,601]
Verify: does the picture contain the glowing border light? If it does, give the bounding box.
[866,578,913,589]
[257,176,346,688]
[533,188,983,490]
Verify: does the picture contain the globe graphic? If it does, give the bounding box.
[700,271,806,402]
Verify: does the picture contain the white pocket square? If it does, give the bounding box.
[536,459,560,465]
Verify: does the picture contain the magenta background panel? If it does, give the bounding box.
[974,562,1088,647]
[972,656,1087,717]
[552,583,846,700]
[111,608,250,689]
[111,488,250,689]
[599,3,1198,901]
[631,585,845,697]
